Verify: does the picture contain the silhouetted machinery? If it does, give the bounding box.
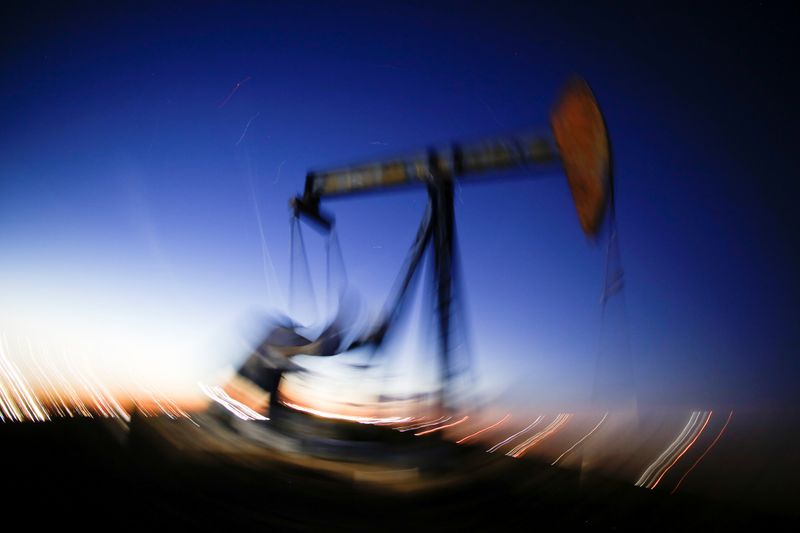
[237,77,613,418]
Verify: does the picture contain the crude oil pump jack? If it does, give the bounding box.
[239,77,613,417]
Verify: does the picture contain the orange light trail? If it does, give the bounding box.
[456,414,510,444]
[651,410,712,489]
[414,416,469,436]
[487,415,543,453]
[636,411,712,489]
[397,415,451,432]
[671,411,733,494]
[280,400,412,425]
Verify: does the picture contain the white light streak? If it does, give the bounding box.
[507,413,572,458]
[487,415,544,453]
[636,410,712,489]
[200,382,268,421]
[551,412,608,466]
[280,399,411,425]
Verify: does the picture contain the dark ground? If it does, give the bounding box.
[2,415,793,531]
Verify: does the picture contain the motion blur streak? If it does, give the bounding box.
[0,334,202,424]
[636,411,700,487]
[487,415,544,453]
[52,365,92,418]
[397,416,451,432]
[671,411,733,494]
[508,413,572,458]
[648,411,710,489]
[0,335,49,422]
[72,364,117,419]
[281,400,412,425]
[636,411,712,489]
[456,414,511,444]
[414,416,469,436]
[23,340,64,417]
[551,411,609,466]
[135,384,198,424]
[200,383,268,421]
[651,411,712,489]
[93,378,130,422]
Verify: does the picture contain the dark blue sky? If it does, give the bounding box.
[1,2,797,407]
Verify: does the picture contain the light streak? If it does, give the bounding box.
[397,416,451,432]
[147,391,175,419]
[274,159,286,184]
[457,414,510,444]
[218,76,251,108]
[414,416,469,436]
[236,111,260,145]
[133,381,195,422]
[68,359,114,418]
[508,413,572,458]
[130,395,157,417]
[487,415,544,453]
[0,334,49,422]
[248,172,282,308]
[636,410,712,489]
[54,346,92,417]
[551,411,609,466]
[201,383,268,421]
[651,411,711,489]
[671,411,733,494]
[0,373,22,421]
[89,375,131,422]
[25,340,70,417]
[0,344,25,421]
[636,411,700,488]
[0,334,199,424]
[280,400,412,425]
[647,411,707,488]
[161,395,198,426]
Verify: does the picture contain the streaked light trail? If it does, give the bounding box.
[650,411,711,489]
[0,335,50,422]
[507,413,572,458]
[415,416,469,436]
[456,414,510,444]
[0,333,199,424]
[397,415,451,432]
[280,399,412,425]
[487,415,543,453]
[671,411,733,494]
[551,411,608,466]
[200,383,269,421]
[636,410,711,489]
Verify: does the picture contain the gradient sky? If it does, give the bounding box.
[1,2,797,408]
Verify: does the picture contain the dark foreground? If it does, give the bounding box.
[1,416,791,531]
